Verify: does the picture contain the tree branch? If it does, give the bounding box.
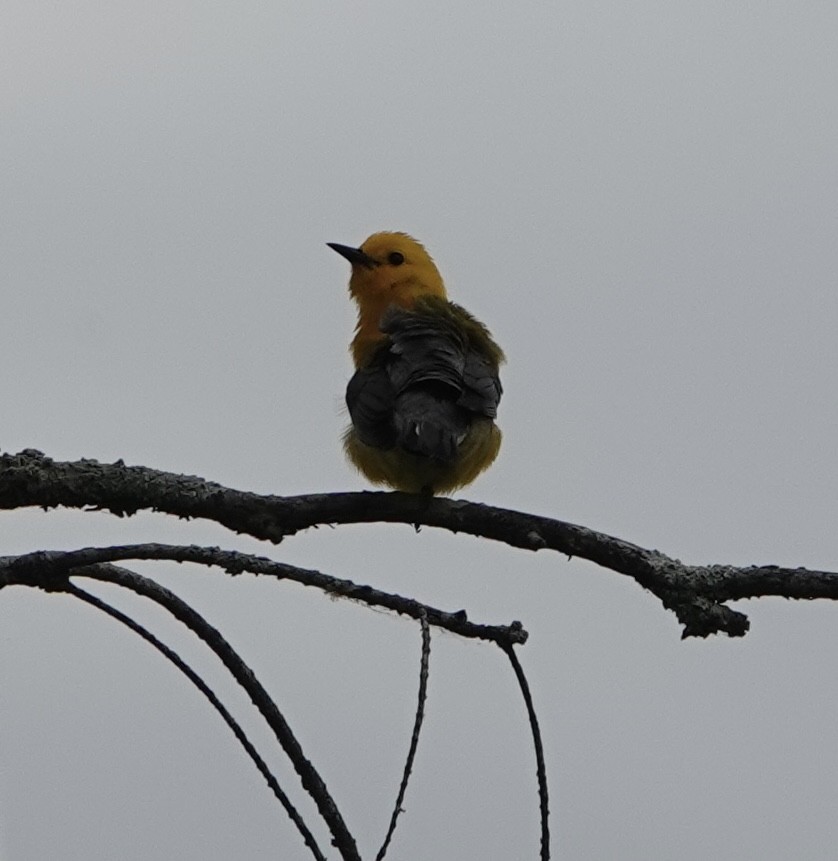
[67,580,328,861]
[0,544,526,647]
[376,613,431,861]
[2,449,836,637]
[502,643,550,861]
[0,552,361,861]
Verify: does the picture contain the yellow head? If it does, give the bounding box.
[329,231,448,365]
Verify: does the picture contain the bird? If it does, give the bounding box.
[328,231,504,494]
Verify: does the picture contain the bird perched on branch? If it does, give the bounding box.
[328,231,504,495]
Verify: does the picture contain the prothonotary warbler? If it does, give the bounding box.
[328,231,504,494]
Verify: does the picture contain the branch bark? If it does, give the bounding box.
[2,449,836,637]
[0,543,526,646]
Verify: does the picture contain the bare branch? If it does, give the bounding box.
[502,643,550,861]
[0,544,527,647]
[68,580,327,861]
[4,556,362,861]
[2,449,837,636]
[376,614,431,861]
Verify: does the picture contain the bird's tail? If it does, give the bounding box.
[393,385,469,464]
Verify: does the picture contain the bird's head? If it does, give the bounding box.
[328,232,447,309]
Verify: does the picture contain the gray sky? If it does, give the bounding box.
[2,1,838,858]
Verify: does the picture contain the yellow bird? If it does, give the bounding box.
[328,231,504,494]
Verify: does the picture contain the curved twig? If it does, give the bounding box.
[67,580,327,861]
[502,643,550,861]
[0,544,526,646]
[66,563,361,861]
[376,613,431,860]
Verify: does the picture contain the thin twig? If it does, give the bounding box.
[0,544,527,647]
[71,563,362,861]
[67,581,327,861]
[502,643,550,861]
[376,613,431,861]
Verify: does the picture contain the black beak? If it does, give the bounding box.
[327,242,378,269]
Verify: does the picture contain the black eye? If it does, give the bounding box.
[387,251,405,266]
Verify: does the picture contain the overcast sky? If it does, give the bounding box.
[2,2,838,859]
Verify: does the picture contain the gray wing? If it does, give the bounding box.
[346,303,502,463]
